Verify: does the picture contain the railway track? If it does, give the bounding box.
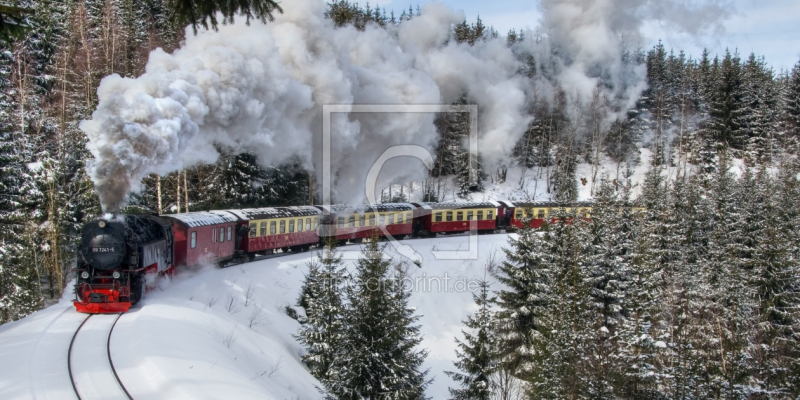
[68,313,132,400]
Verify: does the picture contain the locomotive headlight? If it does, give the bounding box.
[112,271,121,279]
[81,271,89,279]
[98,220,106,228]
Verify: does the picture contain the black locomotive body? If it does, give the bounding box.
[74,214,173,313]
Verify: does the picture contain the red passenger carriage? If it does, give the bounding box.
[221,207,321,259]
[164,211,239,268]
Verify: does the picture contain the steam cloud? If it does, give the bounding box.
[81,0,730,212]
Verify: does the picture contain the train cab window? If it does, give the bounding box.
[349,216,356,227]
[306,218,311,231]
[298,219,304,232]
[457,211,464,221]
[270,221,277,235]
[359,215,366,227]
[537,209,545,219]
[260,222,267,236]
[487,210,493,220]
[191,231,197,248]
[397,213,403,224]
[220,227,225,242]
[467,211,474,221]
[227,226,232,241]
[337,217,345,228]
[280,220,286,233]
[314,218,319,229]
[388,214,395,225]
[477,210,484,220]
[249,223,256,237]
[446,211,453,221]
[289,220,295,233]
[369,214,376,226]
[435,212,442,222]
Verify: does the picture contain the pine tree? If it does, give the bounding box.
[708,49,746,150]
[326,238,429,399]
[295,244,347,382]
[531,206,591,398]
[491,209,550,381]
[783,59,800,141]
[583,179,632,398]
[746,162,800,397]
[446,279,497,400]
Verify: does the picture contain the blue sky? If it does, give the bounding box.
[376,0,800,72]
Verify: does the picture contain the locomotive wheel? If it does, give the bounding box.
[131,275,145,305]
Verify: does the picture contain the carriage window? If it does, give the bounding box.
[314,218,319,229]
[270,221,277,235]
[306,218,311,231]
[457,211,463,221]
[280,220,286,233]
[515,209,523,219]
[388,214,395,225]
[446,212,453,222]
[212,228,216,243]
[337,217,345,228]
[477,210,484,220]
[435,212,442,222]
[369,214,376,226]
[298,218,304,232]
[487,210,493,220]
[537,209,545,219]
[467,211,474,221]
[249,223,256,237]
[397,213,404,224]
[379,214,386,225]
[220,227,225,242]
[289,220,295,233]
[227,226,232,241]
[406,212,412,221]
[349,215,356,227]
[191,231,197,248]
[359,215,366,227]
[260,222,267,236]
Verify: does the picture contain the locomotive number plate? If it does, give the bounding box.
[92,247,115,253]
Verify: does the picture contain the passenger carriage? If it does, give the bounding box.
[316,203,415,245]
[509,201,594,228]
[412,201,501,236]
[164,211,239,268]
[221,207,321,260]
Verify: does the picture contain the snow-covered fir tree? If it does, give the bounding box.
[326,238,430,399]
[295,243,348,383]
[446,279,497,400]
[491,209,550,383]
[583,179,633,398]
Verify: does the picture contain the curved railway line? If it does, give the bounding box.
[68,313,132,400]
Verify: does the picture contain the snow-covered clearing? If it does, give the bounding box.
[0,234,515,399]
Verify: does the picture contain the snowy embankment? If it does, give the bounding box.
[0,234,514,399]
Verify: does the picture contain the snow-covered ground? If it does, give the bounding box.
[0,234,516,399]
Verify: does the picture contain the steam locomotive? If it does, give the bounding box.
[73,201,593,314]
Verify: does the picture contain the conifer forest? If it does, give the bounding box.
[1,0,799,398]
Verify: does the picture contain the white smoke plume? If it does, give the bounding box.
[81,0,531,212]
[82,0,730,212]
[516,0,731,123]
